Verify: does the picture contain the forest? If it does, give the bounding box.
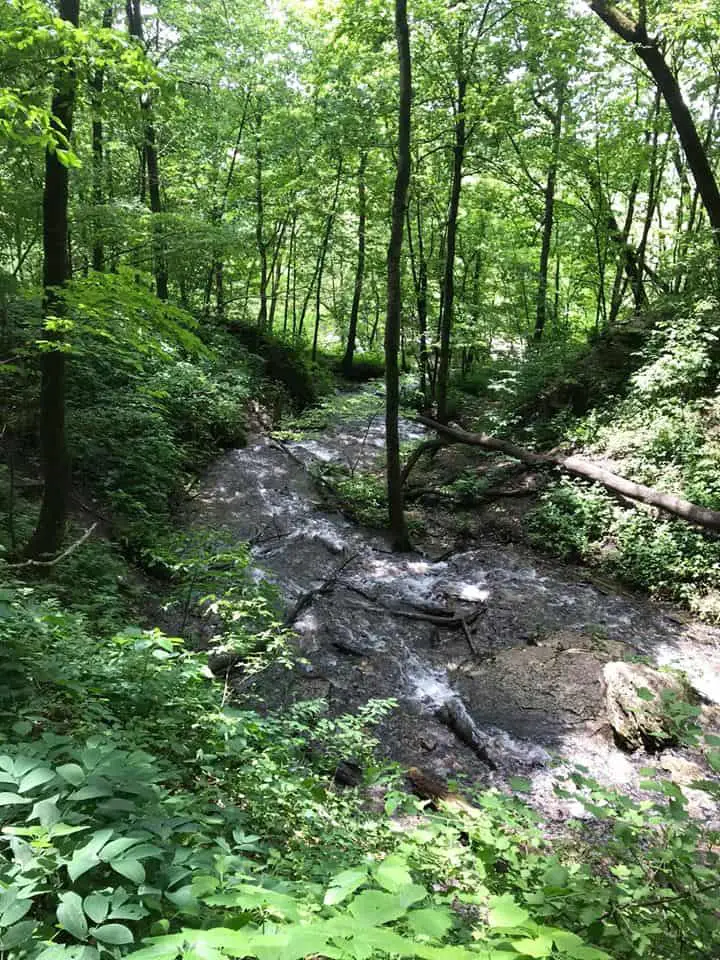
[2,0,720,957]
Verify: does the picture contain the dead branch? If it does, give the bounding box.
[418,416,720,532]
[7,523,99,569]
[285,552,360,625]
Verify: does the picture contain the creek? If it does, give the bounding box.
[191,394,720,822]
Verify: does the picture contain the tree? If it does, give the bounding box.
[341,149,367,375]
[385,0,412,552]
[126,0,169,299]
[24,0,80,559]
[586,0,720,243]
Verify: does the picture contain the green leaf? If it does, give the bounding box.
[91,924,134,945]
[348,890,407,926]
[488,894,530,929]
[111,858,145,884]
[101,837,142,861]
[57,892,88,941]
[84,896,109,925]
[0,792,30,806]
[0,898,32,929]
[18,767,55,793]
[29,796,61,827]
[512,935,554,957]
[324,868,367,906]
[543,865,569,888]
[57,764,86,786]
[374,856,413,893]
[407,907,453,939]
[0,920,37,949]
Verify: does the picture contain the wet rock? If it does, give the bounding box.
[603,661,688,751]
[334,760,363,787]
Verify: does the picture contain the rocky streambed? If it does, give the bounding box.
[191,397,720,822]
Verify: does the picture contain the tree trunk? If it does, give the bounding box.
[25,0,80,559]
[385,0,412,552]
[406,196,430,405]
[534,83,565,341]
[588,0,720,242]
[311,158,342,359]
[126,0,168,299]
[419,415,720,532]
[436,68,467,423]
[342,149,368,375]
[91,5,113,272]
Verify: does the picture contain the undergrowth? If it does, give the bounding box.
[0,526,717,960]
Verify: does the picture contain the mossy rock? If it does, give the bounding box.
[602,661,691,751]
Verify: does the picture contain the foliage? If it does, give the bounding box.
[0,564,718,960]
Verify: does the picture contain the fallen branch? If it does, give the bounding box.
[285,552,360,625]
[418,416,720,532]
[7,523,99,570]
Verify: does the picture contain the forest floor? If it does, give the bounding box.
[181,384,720,827]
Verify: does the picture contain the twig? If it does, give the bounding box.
[461,617,480,656]
[284,552,361,625]
[7,523,99,569]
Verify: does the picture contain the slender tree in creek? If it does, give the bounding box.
[24,0,80,559]
[586,0,720,243]
[385,0,412,552]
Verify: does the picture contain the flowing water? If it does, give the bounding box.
[192,399,720,821]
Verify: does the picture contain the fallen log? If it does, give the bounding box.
[417,415,720,532]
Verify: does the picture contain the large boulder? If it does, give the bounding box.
[603,661,690,751]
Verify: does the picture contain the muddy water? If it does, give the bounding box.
[193,402,720,820]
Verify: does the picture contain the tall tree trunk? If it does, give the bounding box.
[534,82,565,341]
[311,158,342,359]
[91,5,113,272]
[436,66,466,423]
[608,174,640,324]
[284,212,296,335]
[25,0,80,559]
[254,110,269,329]
[385,0,412,552]
[588,0,720,242]
[406,196,429,405]
[126,0,168,298]
[342,149,368,375]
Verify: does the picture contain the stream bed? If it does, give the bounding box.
[192,402,720,822]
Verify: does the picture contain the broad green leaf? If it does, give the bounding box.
[512,934,554,957]
[111,858,145,884]
[0,920,37,949]
[407,907,453,939]
[543,865,569,888]
[58,892,88,941]
[57,764,86,786]
[374,856,413,893]
[18,767,55,793]
[101,837,142,861]
[0,896,32,928]
[324,868,367,906]
[84,895,109,925]
[91,923,134,945]
[488,894,530,929]
[348,890,407,926]
[0,793,30,806]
